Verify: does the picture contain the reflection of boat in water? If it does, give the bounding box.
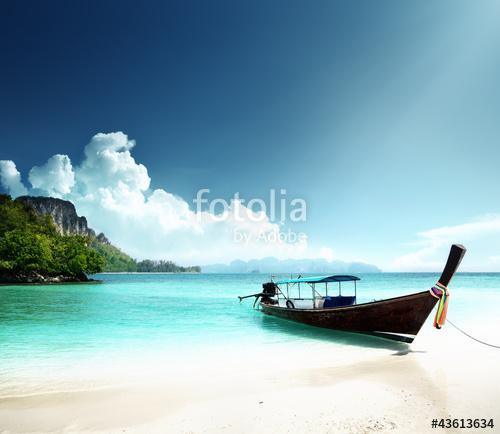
[239,245,466,343]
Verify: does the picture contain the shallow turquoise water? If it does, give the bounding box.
[1,273,499,394]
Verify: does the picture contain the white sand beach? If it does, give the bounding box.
[1,325,499,434]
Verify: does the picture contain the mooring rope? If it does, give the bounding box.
[447,318,500,349]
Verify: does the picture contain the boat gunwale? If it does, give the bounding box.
[260,289,431,313]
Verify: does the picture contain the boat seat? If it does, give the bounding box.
[323,296,356,308]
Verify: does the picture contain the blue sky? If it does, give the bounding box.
[1,1,500,269]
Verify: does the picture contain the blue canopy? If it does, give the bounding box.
[275,275,360,284]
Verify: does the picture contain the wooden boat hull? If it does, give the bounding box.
[260,290,438,343]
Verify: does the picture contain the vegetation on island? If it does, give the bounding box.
[90,240,201,273]
[89,239,137,272]
[0,195,104,282]
[0,194,201,282]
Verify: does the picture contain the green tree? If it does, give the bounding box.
[51,235,105,276]
[0,229,53,273]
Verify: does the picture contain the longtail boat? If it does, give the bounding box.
[239,244,466,343]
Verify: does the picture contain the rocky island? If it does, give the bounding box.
[0,195,103,283]
[0,195,200,284]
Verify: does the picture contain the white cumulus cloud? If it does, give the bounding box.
[0,160,28,197]
[76,132,150,195]
[391,215,500,271]
[0,132,326,265]
[29,154,75,197]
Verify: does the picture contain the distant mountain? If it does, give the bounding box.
[202,257,381,274]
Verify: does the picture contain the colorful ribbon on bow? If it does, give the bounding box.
[430,282,449,329]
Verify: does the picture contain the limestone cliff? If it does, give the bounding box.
[15,196,96,237]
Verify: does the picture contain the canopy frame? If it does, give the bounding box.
[275,275,360,285]
[273,275,360,309]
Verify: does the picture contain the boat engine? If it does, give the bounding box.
[238,281,278,307]
[261,282,278,304]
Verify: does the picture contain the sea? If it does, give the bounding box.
[1,272,499,396]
